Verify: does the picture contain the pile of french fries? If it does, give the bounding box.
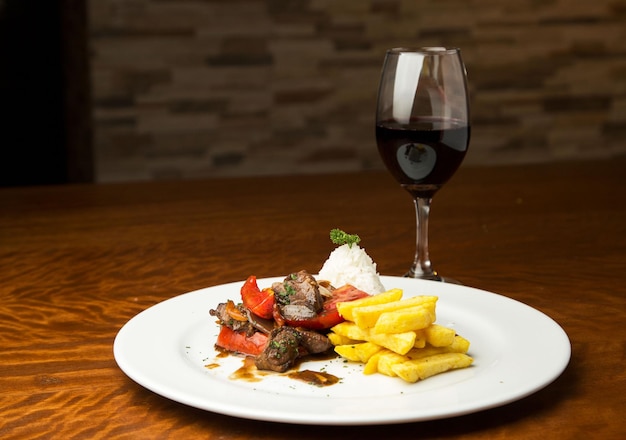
[329,288,473,383]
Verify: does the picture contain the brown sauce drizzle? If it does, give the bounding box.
[229,356,264,382]
[287,369,340,387]
[210,353,341,386]
[214,347,230,358]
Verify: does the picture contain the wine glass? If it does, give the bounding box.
[375,47,470,282]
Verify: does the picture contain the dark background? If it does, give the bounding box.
[0,0,92,186]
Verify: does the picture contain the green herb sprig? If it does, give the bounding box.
[330,228,361,248]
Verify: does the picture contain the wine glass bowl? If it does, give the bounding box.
[375,47,470,281]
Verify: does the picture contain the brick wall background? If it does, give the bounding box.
[88,0,626,182]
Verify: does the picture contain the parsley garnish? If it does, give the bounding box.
[285,284,296,296]
[330,228,361,248]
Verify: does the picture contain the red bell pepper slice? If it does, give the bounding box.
[283,284,370,330]
[240,275,275,319]
[215,325,268,357]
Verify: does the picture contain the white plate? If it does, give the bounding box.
[113,276,570,425]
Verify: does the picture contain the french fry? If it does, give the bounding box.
[406,347,454,361]
[448,334,471,353]
[413,335,427,348]
[334,342,382,362]
[328,288,473,384]
[327,332,356,346]
[331,322,416,355]
[330,321,368,340]
[413,334,469,354]
[406,345,453,360]
[375,350,407,377]
[403,334,471,362]
[408,334,470,358]
[352,295,437,329]
[363,351,382,375]
[369,331,416,355]
[336,288,403,321]
[423,324,456,347]
[391,353,474,383]
[373,303,436,334]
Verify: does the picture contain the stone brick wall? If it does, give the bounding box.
[88,0,626,182]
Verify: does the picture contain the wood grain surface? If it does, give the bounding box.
[1,159,625,439]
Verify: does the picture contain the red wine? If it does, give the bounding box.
[376,117,470,198]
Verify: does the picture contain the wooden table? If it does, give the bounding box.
[2,159,625,438]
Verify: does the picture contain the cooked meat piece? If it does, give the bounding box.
[272,270,324,321]
[209,302,229,322]
[245,308,275,334]
[279,303,317,321]
[297,328,333,354]
[254,326,333,372]
[209,302,256,335]
[255,326,301,372]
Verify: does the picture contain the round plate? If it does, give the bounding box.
[113,276,570,425]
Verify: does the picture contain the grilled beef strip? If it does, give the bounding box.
[298,328,333,354]
[272,270,324,322]
[210,301,276,335]
[209,302,256,335]
[245,308,275,334]
[254,326,302,372]
[254,326,333,372]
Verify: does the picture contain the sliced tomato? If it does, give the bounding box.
[283,284,370,330]
[240,275,275,319]
[215,325,268,356]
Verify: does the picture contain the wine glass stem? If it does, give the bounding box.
[408,196,441,280]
